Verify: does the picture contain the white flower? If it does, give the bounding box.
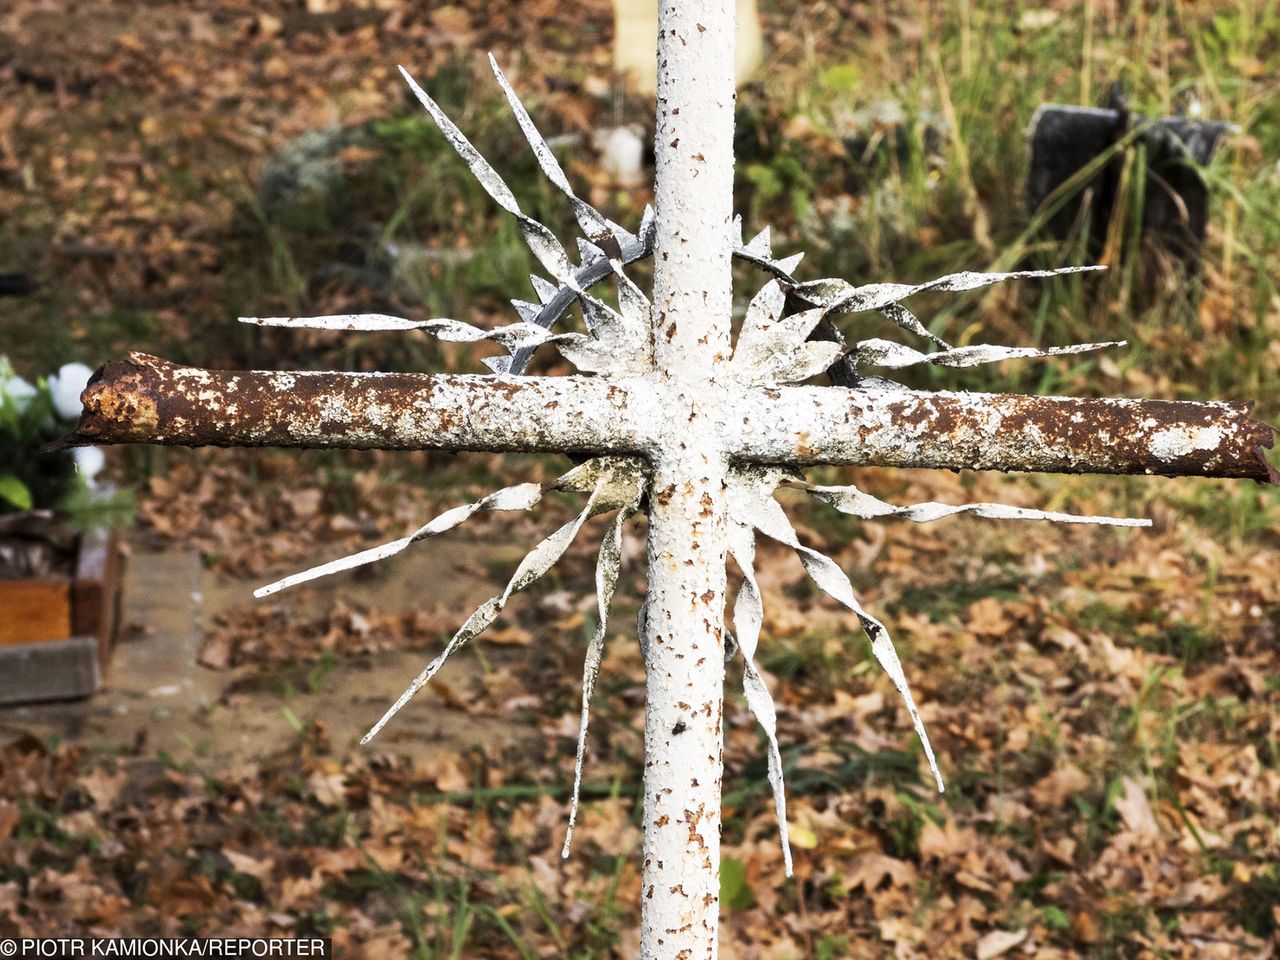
[48,362,94,421]
[1,372,37,411]
[73,446,105,487]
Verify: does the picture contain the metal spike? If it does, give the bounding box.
[638,205,657,245]
[727,523,794,876]
[399,64,520,216]
[878,302,951,349]
[579,293,619,335]
[615,272,651,327]
[792,478,1149,527]
[511,300,542,323]
[362,479,608,745]
[518,219,574,282]
[602,216,639,251]
[400,64,571,283]
[255,481,545,598]
[488,54,618,245]
[577,237,607,265]
[530,275,560,305]
[850,337,1125,370]
[739,478,945,793]
[744,225,772,258]
[774,252,804,275]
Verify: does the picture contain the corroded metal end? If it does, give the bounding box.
[58,353,164,449]
[1251,416,1280,486]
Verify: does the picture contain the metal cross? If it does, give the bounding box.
[59,3,1274,957]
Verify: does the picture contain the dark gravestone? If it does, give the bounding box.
[1027,98,1232,268]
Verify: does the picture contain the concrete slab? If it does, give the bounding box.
[0,539,539,770]
[0,635,100,705]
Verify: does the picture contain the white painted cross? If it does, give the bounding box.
[64,3,1274,956]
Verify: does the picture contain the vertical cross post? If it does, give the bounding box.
[642,1,736,955]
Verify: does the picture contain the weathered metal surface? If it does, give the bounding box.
[62,356,1276,486]
[734,386,1278,481]
[638,1,736,954]
[61,353,644,455]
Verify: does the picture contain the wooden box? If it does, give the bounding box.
[0,527,124,704]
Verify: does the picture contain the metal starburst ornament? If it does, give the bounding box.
[62,9,1273,953]
[238,58,1234,874]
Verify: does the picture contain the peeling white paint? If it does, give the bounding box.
[1149,427,1196,460]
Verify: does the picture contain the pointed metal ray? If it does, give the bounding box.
[727,521,793,876]
[241,314,573,353]
[488,54,634,251]
[849,337,1126,370]
[733,282,837,384]
[615,271,651,328]
[530,275,560,304]
[242,313,427,331]
[786,479,1150,527]
[362,477,609,744]
[795,265,1106,317]
[559,296,651,375]
[563,493,641,858]
[732,280,786,366]
[398,64,573,281]
[254,481,546,598]
[510,300,541,323]
[578,293,619,336]
[876,303,950,349]
[733,470,944,792]
[577,237,608,265]
[744,225,772,258]
[638,204,656,245]
[757,340,845,385]
[774,252,805,276]
[399,65,519,213]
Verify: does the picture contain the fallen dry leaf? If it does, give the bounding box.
[1114,776,1160,837]
[976,928,1028,959]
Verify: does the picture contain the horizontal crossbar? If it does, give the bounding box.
[54,354,1277,484]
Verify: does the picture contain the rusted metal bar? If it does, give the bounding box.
[735,386,1278,482]
[53,353,644,456]
[55,355,1276,485]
